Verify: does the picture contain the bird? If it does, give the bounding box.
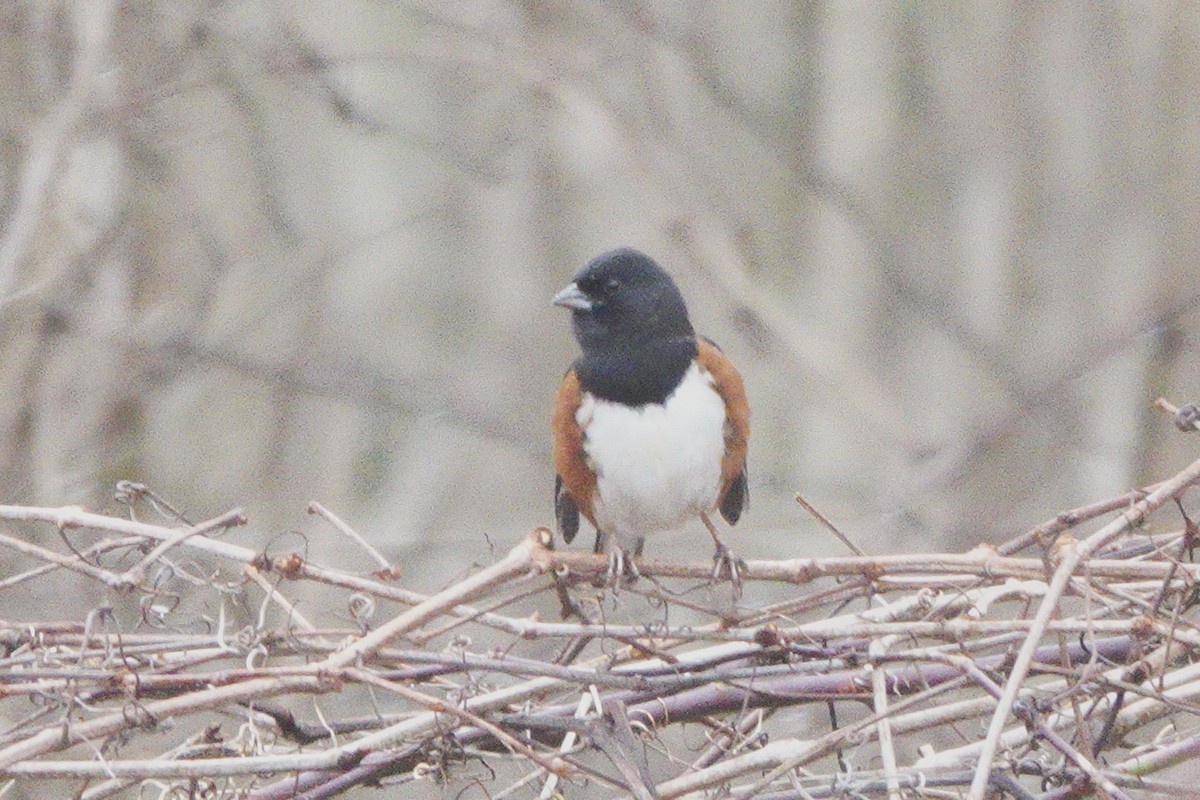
[551,247,749,589]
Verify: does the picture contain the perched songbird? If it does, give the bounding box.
[551,248,749,587]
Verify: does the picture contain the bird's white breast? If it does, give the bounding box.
[578,363,726,549]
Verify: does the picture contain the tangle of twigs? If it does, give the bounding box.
[2,407,1200,798]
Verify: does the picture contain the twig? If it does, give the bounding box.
[307,501,394,574]
[1000,484,1160,555]
[966,454,1200,799]
[0,505,251,562]
[1155,397,1200,432]
[0,531,129,589]
[539,691,597,799]
[545,546,1200,584]
[243,563,318,634]
[346,668,570,777]
[0,675,324,771]
[115,509,248,588]
[0,536,144,591]
[321,529,546,668]
[869,636,902,800]
[795,493,866,556]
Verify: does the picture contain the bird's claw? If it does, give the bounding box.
[606,548,640,589]
[712,543,745,599]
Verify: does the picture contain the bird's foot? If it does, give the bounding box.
[711,542,746,599]
[606,548,640,589]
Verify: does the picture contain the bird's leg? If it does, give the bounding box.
[702,512,744,598]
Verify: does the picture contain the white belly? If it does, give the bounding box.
[578,363,726,550]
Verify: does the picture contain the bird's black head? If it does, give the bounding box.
[553,248,698,405]
[552,248,694,354]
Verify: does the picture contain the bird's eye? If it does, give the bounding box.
[605,277,620,291]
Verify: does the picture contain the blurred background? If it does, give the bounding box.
[1,1,1199,593]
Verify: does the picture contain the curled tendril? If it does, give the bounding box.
[231,626,262,654]
[347,593,375,629]
[140,593,181,629]
[245,643,269,669]
[114,480,146,505]
[113,481,191,524]
[629,704,659,735]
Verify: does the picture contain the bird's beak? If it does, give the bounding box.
[551,282,592,311]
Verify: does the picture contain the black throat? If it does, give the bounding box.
[574,337,698,406]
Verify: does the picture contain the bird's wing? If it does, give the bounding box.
[697,338,750,524]
[552,367,596,541]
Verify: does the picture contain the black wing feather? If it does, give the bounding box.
[719,468,748,525]
[554,474,580,543]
